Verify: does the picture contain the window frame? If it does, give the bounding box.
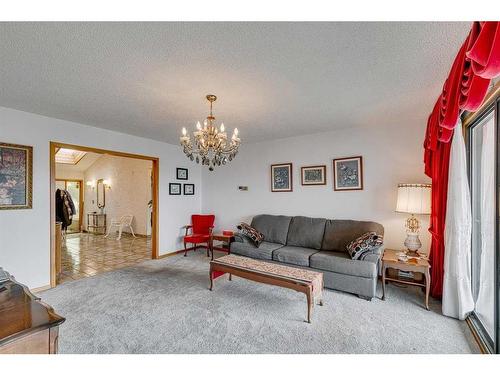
[465,96,500,354]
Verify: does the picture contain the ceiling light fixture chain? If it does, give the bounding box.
[180,94,241,171]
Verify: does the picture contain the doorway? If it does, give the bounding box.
[50,142,159,287]
[55,179,83,233]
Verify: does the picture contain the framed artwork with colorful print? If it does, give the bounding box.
[271,163,293,192]
[0,142,33,209]
[301,165,326,186]
[333,156,363,191]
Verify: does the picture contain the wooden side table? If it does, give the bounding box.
[381,249,431,310]
[210,233,235,260]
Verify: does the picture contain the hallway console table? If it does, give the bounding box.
[87,212,107,234]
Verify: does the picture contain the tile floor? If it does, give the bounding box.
[59,232,151,284]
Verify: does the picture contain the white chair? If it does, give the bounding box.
[105,215,137,240]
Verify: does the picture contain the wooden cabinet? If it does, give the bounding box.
[0,269,65,354]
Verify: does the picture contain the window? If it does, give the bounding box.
[466,97,499,354]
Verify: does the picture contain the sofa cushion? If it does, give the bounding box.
[250,215,292,245]
[321,219,385,252]
[272,246,320,267]
[230,241,284,260]
[309,251,378,278]
[286,216,327,250]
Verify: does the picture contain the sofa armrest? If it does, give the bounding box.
[362,245,384,264]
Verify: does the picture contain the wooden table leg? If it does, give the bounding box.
[382,264,387,301]
[425,269,431,310]
[318,277,324,306]
[209,269,214,291]
[306,287,313,323]
[228,273,232,281]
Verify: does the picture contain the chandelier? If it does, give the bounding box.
[180,94,241,171]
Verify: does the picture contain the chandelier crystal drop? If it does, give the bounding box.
[180,94,241,171]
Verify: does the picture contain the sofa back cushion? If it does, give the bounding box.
[286,216,327,250]
[251,214,292,245]
[321,219,384,252]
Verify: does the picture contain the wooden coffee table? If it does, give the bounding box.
[209,254,324,323]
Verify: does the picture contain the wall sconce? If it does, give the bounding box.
[86,180,96,190]
[103,179,112,189]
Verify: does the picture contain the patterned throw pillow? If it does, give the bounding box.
[237,222,265,247]
[346,232,383,260]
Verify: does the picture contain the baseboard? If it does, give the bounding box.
[157,249,185,259]
[30,284,52,294]
[157,246,210,259]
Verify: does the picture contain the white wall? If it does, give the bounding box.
[202,122,431,252]
[0,106,201,288]
[83,154,152,236]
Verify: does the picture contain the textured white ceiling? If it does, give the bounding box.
[56,151,102,172]
[0,22,470,144]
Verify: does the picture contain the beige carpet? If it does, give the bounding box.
[41,251,479,354]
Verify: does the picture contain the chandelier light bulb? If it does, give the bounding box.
[220,123,225,132]
[204,119,208,127]
[234,128,239,136]
[196,121,201,130]
[182,127,187,136]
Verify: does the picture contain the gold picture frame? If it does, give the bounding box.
[0,142,33,209]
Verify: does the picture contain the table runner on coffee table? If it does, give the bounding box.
[212,254,323,297]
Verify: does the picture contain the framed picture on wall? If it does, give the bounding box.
[169,183,181,195]
[176,168,188,180]
[301,165,326,186]
[333,156,363,191]
[0,142,33,209]
[271,163,293,192]
[183,183,195,195]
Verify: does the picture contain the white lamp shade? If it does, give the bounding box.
[396,183,431,215]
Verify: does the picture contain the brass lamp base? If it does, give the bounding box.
[405,249,420,257]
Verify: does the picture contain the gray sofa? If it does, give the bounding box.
[230,214,384,300]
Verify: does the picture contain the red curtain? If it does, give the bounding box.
[424,21,500,298]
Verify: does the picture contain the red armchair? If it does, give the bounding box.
[183,214,215,257]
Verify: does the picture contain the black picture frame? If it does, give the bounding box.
[177,168,188,180]
[183,183,195,195]
[169,183,181,195]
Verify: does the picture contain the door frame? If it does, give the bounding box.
[55,178,84,233]
[50,142,160,287]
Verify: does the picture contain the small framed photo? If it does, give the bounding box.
[271,163,293,192]
[176,168,188,180]
[169,183,181,195]
[301,165,326,186]
[333,156,363,191]
[0,142,33,210]
[183,183,195,195]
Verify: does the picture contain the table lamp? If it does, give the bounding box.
[396,183,431,256]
